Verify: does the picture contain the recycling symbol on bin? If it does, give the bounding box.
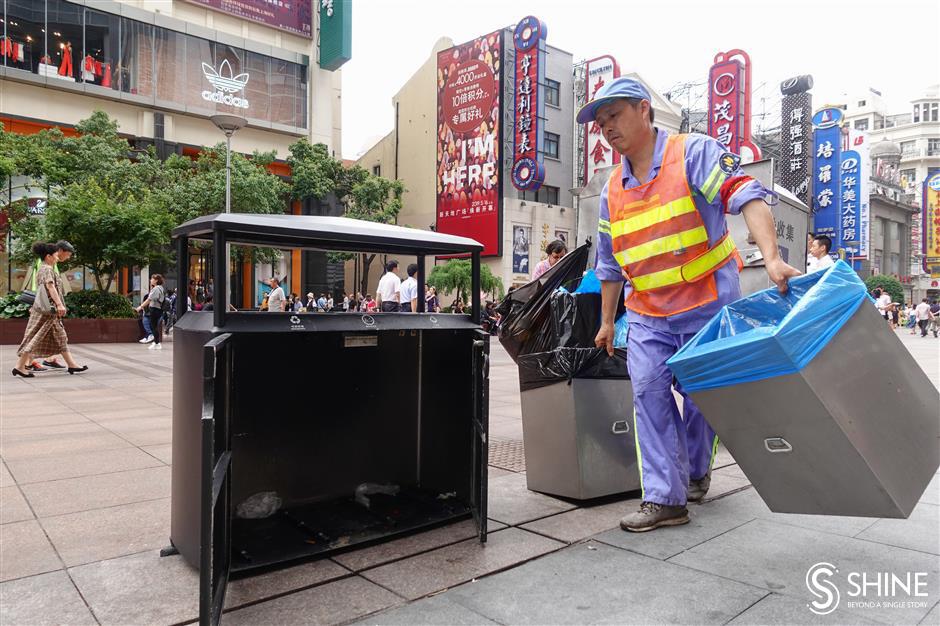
[361,315,376,327]
[290,315,301,324]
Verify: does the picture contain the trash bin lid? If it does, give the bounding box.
[172,213,484,256]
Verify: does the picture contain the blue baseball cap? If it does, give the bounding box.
[576,77,652,124]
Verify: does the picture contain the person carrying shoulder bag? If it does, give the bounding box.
[136,274,167,350]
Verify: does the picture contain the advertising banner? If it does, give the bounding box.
[811,107,844,252]
[183,0,313,38]
[512,225,531,274]
[779,75,813,207]
[846,129,870,262]
[583,55,620,182]
[707,49,761,162]
[924,169,940,276]
[510,16,547,191]
[435,30,503,257]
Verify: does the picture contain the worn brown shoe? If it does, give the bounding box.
[687,474,712,503]
[619,501,690,532]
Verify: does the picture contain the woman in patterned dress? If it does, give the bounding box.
[12,242,88,378]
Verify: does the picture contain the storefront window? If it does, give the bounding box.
[82,6,119,90]
[3,0,308,129]
[4,0,45,74]
[120,18,153,97]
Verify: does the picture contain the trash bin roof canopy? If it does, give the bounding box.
[172,213,484,255]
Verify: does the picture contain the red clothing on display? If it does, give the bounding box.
[102,64,111,87]
[58,43,73,77]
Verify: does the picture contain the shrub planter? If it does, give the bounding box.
[0,318,141,345]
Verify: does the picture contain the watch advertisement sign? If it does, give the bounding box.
[435,30,503,257]
[510,16,547,191]
[183,0,313,38]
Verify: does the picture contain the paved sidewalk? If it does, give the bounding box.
[1,329,938,625]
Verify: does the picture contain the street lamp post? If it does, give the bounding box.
[210,115,247,309]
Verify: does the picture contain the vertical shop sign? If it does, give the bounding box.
[811,106,844,254]
[779,75,813,207]
[707,49,761,162]
[924,170,940,276]
[510,16,547,191]
[583,55,620,182]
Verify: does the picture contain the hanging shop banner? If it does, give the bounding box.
[924,169,940,276]
[846,129,870,261]
[435,30,503,257]
[707,49,761,162]
[583,55,620,182]
[511,15,547,191]
[779,75,813,207]
[183,0,313,38]
[811,106,844,252]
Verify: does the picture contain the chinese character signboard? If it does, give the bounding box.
[583,55,620,182]
[511,16,547,191]
[924,170,940,276]
[436,31,503,257]
[811,106,844,250]
[707,49,761,163]
[844,129,870,264]
[183,0,312,38]
[319,0,351,70]
[779,75,813,207]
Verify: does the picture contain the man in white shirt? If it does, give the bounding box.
[399,264,419,312]
[376,260,401,312]
[875,289,892,323]
[915,298,933,337]
[806,235,835,273]
[266,278,286,312]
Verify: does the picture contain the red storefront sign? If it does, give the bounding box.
[707,49,761,162]
[583,55,620,183]
[183,0,313,38]
[435,31,503,257]
[510,16,546,191]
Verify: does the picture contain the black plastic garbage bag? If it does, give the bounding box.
[517,347,629,391]
[551,290,602,349]
[496,243,591,361]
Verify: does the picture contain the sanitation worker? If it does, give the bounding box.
[581,77,801,532]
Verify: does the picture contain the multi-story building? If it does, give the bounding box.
[842,86,940,300]
[1,0,349,305]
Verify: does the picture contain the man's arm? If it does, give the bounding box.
[592,181,624,356]
[741,199,802,294]
[596,280,622,357]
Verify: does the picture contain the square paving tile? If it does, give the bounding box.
[727,592,883,625]
[919,474,939,506]
[333,518,505,572]
[224,576,402,625]
[0,486,34,524]
[20,466,170,517]
[141,443,172,465]
[0,423,130,460]
[443,540,766,624]
[0,570,97,626]
[40,498,171,566]
[0,413,91,430]
[855,502,939,555]
[487,472,577,526]
[5,447,163,484]
[0,520,62,582]
[520,497,639,544]
[69,551,199,625]
[700,470,751,501]
[350,593,499,625]
[668,518,940,624]
[224,559,351,609]
[360,527,564,600]
[0,463,13,488]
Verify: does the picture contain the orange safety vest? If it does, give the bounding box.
[606,134,739,317]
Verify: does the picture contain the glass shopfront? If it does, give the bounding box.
[2,0,308,128]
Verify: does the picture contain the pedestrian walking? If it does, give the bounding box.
[806,235,834,273]
[136,274,168,350]
[426,286,440,313]
[13,242,88,377]
[581,77,800,531]
[363,294,377,312]
[930,300,940,337]
[400,264,419,311]
[532,240,568,280]
[24,240,74,372]
[377,260,402,312]
[915,298,932,337]
[266,278,286,312]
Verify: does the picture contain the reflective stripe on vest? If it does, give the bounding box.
[630,232,737,291]
[610,196,697,240]
[613,226,709,266]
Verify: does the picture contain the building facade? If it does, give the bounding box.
[1,0,347,305]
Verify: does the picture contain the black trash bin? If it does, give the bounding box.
[168,214,490,626]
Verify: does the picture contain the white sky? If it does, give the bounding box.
[340,0,939,159]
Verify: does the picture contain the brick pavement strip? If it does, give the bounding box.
[0,333,937,624]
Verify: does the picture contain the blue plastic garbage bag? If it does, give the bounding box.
[667,261,870,393]
[574,269,602,294]
[613,313,629,348]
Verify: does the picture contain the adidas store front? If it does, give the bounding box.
[0,0,347,305]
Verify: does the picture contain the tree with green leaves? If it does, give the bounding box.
[864,274,905,306]
[427,259,504,307]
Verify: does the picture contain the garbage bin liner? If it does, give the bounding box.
[518,347,628,391]
[497,244,591,361]
[551,290,602,349]
[667,260,870,392]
